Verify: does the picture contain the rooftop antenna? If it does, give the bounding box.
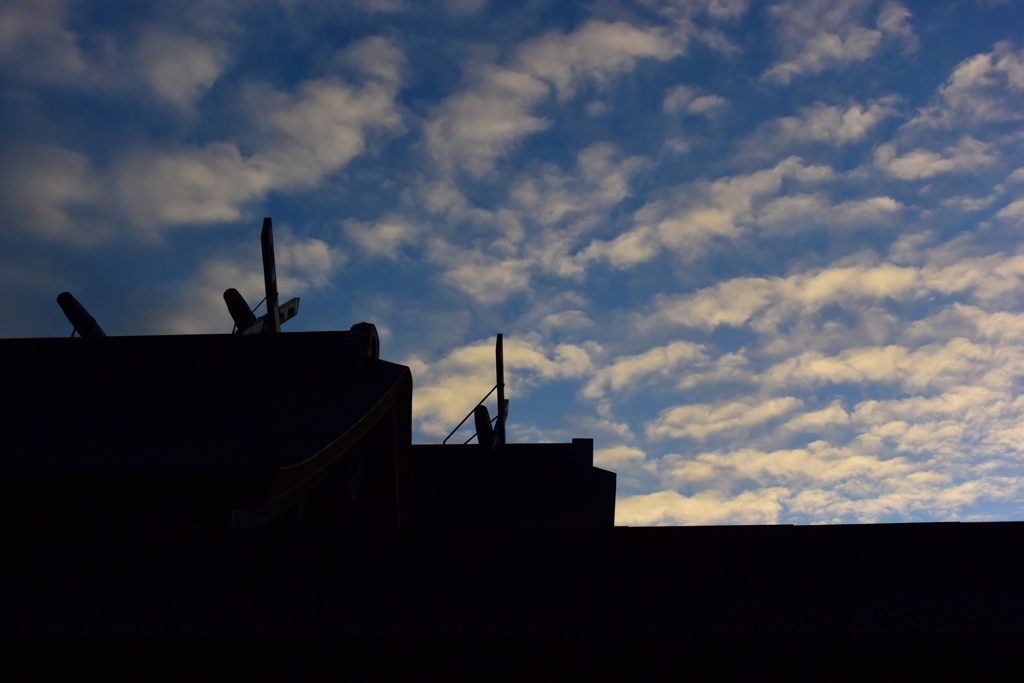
[261,217,280,334]
[223,217,300,335]
[494,333,506,450]
[57,292,106,338]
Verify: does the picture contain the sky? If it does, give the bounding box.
[2,0,1024,526]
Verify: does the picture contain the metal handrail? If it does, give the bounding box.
[462,414,500,445]
[442,384,498,444]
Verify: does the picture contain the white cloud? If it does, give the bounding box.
[582,341,708,399]
[344,214,420,258]
[662,84,694,114]
[911,41,1024,128]
[420,142,652,300]
[874,136,998,179]
[427,239,534,303]
[761,0,916,84]
[677,352,756,389]
[663,85,728,117]
[512,142,649,225]
[115,142,275,228]
[616,487,789,525]
[782,401,851,432]
[876,1,918,53]
[576,225,661,269]
[426,20,688,176]
[997,197,1024,221]
[514,21,685,100]
[133,30,230,109]
[765,338,999,393]
[594,445,647,468]
[424,64,551,177]
[661,137,690,155]
[637,246,1024,335]
[0,0,89,84]
[757,193,901,235]
[639,0,751,24]
[755,97,902,153]
[688,94,728,114]
[647,396,804,441]
[539,310,593,334]
[115,38,406,229]
[580,156,835,268]
[0,1,237,108]
[647,156,833,251]
[0,145,105,242]
[942,194,998,212]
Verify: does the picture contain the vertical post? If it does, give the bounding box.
[495,333,505,449]
[261,217,281,334]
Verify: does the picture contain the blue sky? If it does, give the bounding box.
[3,0,1024,525]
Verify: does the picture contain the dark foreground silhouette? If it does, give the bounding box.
[2,219,1020,674]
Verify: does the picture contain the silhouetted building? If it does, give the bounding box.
[1,218,614,530]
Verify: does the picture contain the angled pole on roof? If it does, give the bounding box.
[57,292,106,338]
[261,217,281,334]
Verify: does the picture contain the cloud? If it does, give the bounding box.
[0,0,89,84]
[0,1,237,110]
[663,85,728,117]
[133,30,230,109]
[426,20,688,176]
[576,225,661,269]
[514,20,686,100]
[876,1,918,53]
[647,396,804,441]
[616,487,789,525]
[115,142,275,228]
[344,214,421,258]
[757,193,901,235]
[874,135,998,179]
[115,37,406,229]
[640,255,937,334]
[511,143,649,225]
[661,137,690,155]
[424,64,552,177]
[765,337,998,393]
[745,97,901,156]
[582,341,708,399]
[688,94,728,114]
[677,353,756,390]
[640,0,751,24]
[997,197,1024,221]
[539,310,593,334]
[0,145,105,242]
[761,0,916,84]
[581,156,834,268]
[426,239,534,303]
[642,434,1023,524]
[782,401,851,432]
[419,142,651,301]
[635,241,1024,350]
[910,41,1024,128]
[594,445,647,468]
[0,36,406,239]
